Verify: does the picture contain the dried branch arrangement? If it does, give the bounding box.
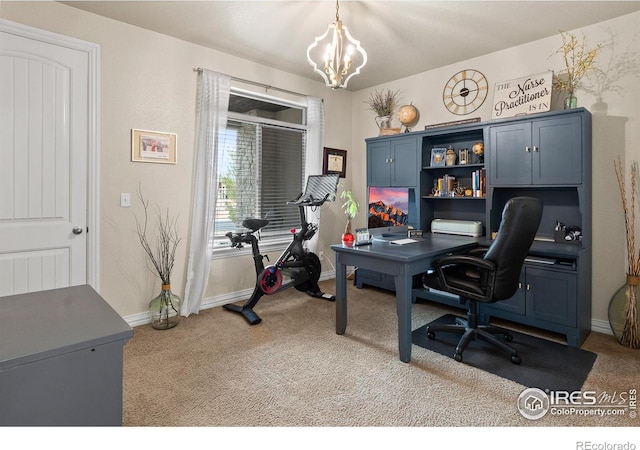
[613,157,640,348]
[365,89,399,117]
[136,190,181,286]
[552,31,602,96]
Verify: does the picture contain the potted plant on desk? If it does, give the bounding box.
[340,188,359,246]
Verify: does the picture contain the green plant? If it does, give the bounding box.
[365,88,400,117]
[340,188,359,220]
[552,31,602,96]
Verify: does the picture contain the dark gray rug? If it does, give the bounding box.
[412,314,597,392]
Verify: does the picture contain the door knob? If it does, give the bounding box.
[72,226,84,235]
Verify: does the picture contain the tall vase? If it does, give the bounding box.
[564,94,578,110]
[149,284,181,330]
[608,274,640,349]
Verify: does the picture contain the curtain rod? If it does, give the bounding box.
[193,67,308,98]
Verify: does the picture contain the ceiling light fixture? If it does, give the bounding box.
[306,0,367,89]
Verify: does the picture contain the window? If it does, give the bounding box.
[212,91,308,254]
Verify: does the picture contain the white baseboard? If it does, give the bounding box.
[124,270,614,341]
[123,270,336,327]
[591,318,613,336]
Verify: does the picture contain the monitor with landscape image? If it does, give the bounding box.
[367,186,410,239]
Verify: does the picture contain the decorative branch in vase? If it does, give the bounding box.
[612,157,640,348]
[365,88,400,134]
[551,31,602,109]
[136,189,182,330]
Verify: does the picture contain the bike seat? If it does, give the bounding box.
[243,218,269,232]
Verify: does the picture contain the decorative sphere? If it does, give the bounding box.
[398,104,418,126]
[473,142,484,155]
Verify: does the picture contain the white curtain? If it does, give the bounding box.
[182,70,231,316]
[304,96,324,253]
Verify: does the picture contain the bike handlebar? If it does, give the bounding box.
[225,231,254,248]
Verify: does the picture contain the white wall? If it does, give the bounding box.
[3,2,639,328]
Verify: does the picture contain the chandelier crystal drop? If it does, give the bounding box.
[306,0,367,89]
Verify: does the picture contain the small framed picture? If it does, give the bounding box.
[323,147,347,178]
[131,129,177,164]
[430,147,446,167]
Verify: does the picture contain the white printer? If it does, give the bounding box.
[431,219,483,237]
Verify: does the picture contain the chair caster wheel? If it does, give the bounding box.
[511,355,521,365]
[453,352,463,362]
[427,331,435,340]
[504,333,513,342]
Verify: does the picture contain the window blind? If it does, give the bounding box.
[213,119,306,249]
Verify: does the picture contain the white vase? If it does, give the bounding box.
[375,115,391,133]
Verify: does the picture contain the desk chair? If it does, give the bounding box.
[422,196,543,364]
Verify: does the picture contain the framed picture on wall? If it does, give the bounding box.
[131,129,177,164]
[322,147,347,178]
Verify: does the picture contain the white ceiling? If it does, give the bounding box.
[62,0,640,91]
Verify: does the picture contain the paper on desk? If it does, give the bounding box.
[390,238,418,245]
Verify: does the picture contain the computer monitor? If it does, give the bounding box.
[367,186,409,238]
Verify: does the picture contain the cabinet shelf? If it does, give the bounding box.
[423,195,485,200]
[423,163,484,171]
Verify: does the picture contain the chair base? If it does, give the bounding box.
[426,315,522,365]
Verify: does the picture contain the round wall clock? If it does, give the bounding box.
[442,69,488,115]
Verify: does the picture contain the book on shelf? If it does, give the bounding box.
[471,168,486,197]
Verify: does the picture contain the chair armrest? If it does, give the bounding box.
[467,246,489,258]
[432,255,497,302]
[432,254,495,271]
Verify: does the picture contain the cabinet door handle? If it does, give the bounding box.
[518,282,522,289]
[533,146,538,152]
[526,284,531,291]
[525,146,530,153]
[389,158,394,163]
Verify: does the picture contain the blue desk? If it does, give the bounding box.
[331,234,478,363]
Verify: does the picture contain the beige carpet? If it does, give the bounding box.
[123,280,639,427]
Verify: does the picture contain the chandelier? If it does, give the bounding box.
[306,0,367,89]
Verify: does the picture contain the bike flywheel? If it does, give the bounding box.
[259,266,283,294]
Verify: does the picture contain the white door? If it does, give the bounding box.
[0,21,98,297]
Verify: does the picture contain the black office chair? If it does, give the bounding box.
[422,196,543,364]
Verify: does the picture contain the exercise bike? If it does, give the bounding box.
[223,174,339,325]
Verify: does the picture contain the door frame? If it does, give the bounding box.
[0,19,101,290]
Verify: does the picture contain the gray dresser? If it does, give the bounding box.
[0,285,133,426]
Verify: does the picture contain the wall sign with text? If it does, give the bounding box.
[491,71,553,120]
